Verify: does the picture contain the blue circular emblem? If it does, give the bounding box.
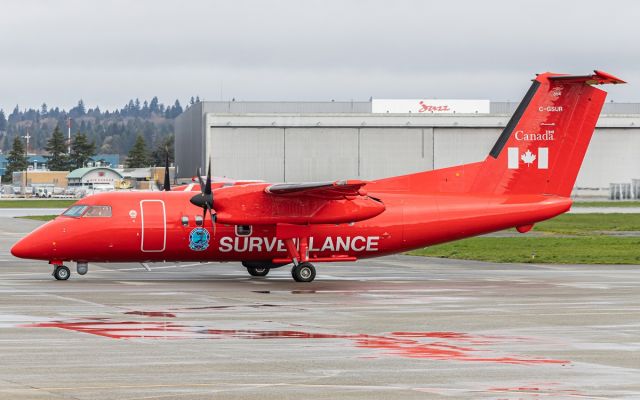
[189,227,210,251]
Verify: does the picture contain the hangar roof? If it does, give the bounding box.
[67,167,123,179]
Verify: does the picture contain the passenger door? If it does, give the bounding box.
[140,200,166,252]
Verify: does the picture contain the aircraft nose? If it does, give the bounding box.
[11,236,33,259]
[11,228,55,260]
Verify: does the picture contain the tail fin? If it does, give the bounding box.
[472,70,625,197]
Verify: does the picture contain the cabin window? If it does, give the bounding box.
[181,216,189,226]
[83,206,112,217]
[236,225,252,236]
[62,205,88,217]
[195,215,203,226]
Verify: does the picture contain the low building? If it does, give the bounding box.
[12,170,69,187]
[27,155,48,171]
[67,167,123,188]
[90,154,120,168]
[0,155,7,177]
[0,154,48,177]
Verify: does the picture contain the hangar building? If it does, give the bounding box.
[175,101,640,196]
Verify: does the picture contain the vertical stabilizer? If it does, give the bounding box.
[472,70,625,197]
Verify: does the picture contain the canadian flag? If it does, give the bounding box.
[507,147,548,169]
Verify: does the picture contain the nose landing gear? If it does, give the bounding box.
[53,265,71,281]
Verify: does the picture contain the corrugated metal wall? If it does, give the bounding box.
[174,103,205,178]
[175,102,640,189]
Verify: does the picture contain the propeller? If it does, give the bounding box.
[163,147,171,191]
[190,159,216,235]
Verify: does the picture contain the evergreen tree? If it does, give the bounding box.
[149,97,159,114]
[9,105,20,123]
[77,100,86,115]
[126,99,135,116]
[69,132,96,170]
[151,135,174,166]
[70,100,86,117]
[40,103,48,116]
[126,134,150,168]
[45,125,69,171]
[3,136,28,182]
[0,110,6,132]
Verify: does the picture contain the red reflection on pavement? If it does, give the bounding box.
[23,320,569,365]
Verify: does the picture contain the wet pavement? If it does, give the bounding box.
[0,217,639,399]
[0,208,65,218]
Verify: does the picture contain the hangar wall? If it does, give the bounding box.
[175,101,640,191]
[202,113,512,183]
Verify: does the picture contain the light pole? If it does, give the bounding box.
[22,130,31,197]
[67,117,71,154]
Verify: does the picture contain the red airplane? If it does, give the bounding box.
[11,70,625,282]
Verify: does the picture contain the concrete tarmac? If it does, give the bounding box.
[0,217,638,399]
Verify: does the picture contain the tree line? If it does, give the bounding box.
[0,96,200,157]
[2,124,175,183]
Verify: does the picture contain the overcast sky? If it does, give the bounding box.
[1,0,638,112]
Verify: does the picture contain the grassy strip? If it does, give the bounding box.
[408,236,640,264]
[17,215,58,221]
[534,213,640,234]
[0,200,75,208]
[572,201,640,207]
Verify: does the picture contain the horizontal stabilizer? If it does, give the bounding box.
[547,70,625,85]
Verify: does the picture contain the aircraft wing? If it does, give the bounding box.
[265,180,369,199]
[212,179,384,225]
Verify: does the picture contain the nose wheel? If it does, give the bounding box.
[246,266,270,277]
[53,265,71,281]
[291,262,316,283]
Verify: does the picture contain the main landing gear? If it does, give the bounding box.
[241,259,316,282]
[246,266,270,277]
[291,262,316,283]
[53,265,70,281]
[242,261,271,277]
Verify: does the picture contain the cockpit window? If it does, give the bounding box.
[83,206,112,218]
[62,205,89,217]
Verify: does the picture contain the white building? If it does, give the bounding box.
[67,167,124,188]
[175,101,640,194]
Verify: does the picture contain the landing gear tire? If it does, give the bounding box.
[246,266,270,277]
[53,265,70,281]
[291,262,316,283]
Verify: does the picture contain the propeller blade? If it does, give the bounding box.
[196,167,205,190]
[204,159,212,195]
[163,148,171,191]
